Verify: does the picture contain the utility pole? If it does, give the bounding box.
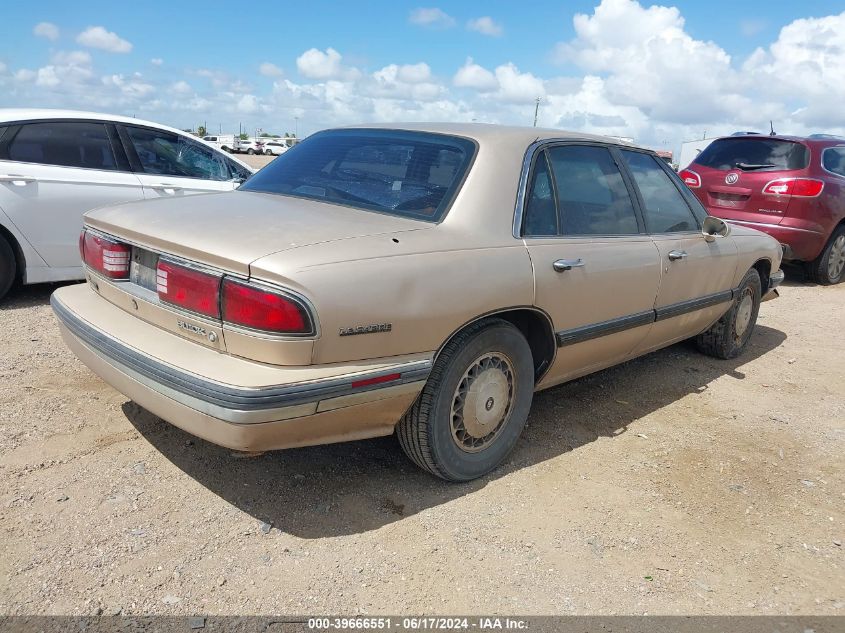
[294,116,299,141]
[533,97,541,127]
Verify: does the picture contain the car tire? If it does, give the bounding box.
[397,318,534,482]
[695,268,761,360]
[806,225,845,285]
[247,148,255,155]
[0,235,17,301]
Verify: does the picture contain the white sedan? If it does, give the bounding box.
[0,109,254,299]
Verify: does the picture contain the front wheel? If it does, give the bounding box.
[807,225,845,285]
[695,268,761,359]
[246,148,255,155]
[397,319,534,481]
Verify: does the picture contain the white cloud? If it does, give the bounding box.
[296,47,360,80]
[409,7,455,28]
[150,58,163,66]
[102,73,154,98]
[76,26,132,53]
[33,22,59,41]
[51,50,92,66]
[236,94,260,114]
[467,16,503,37]
[36,67,61,88]
[171,80,192,94]
[259,62,284,77]
[370,63,442,101]
[494,64,545,103]
[453,57,497,90]
[453,58,543,102]
[15,69,36,82]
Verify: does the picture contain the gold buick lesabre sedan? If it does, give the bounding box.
[52,124,784,481]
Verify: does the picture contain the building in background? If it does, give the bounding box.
[679,138,715,170]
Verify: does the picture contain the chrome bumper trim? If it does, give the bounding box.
[52,293,431,424]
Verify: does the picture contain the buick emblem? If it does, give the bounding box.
[725,172,739,185]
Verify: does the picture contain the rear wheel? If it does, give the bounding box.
[807,225,845,285]
[0,235,17,301]
[695,268,761,359]
[397,319,534,481]
[247,148,255,155]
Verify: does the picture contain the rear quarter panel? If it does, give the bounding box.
[728,224,783,287]
[250,229,535,365]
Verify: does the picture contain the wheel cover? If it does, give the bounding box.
[450,352,515,453]
[828,234,845,281]
[734,288,754,338]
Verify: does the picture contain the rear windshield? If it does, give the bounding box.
[239,129,476,222]
[694,138,809,171]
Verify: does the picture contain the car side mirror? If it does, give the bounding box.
[702,216,731,242]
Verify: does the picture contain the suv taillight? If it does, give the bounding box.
[762,178,824,197]
[156,260,221,319]
[80,230,130,279]
[222,278,313,335]
[678,169,701,188]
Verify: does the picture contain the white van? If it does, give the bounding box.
[202,134,235,153]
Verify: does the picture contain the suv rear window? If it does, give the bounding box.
[240,129,476,222]
[694,138,809,171]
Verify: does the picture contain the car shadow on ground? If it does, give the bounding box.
[123,323,787,539]
[0,281,81,311]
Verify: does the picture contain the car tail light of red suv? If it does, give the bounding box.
[761,178,824,197]
[678,169,701,188]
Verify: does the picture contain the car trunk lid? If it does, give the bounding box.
[688,137,810,225]
[84,190,427,274]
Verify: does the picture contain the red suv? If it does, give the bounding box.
[680,134,845,284]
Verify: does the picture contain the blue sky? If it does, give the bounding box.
[2,0,844,155]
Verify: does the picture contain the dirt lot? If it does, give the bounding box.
[0,270,843,616]
[240,153,276,170]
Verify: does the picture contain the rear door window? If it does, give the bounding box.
[125,126,231,181]
[694,138,809,171]
[7,121,117,170]
[543,145,639,236]
[620,150,699,233]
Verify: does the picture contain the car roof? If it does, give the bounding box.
[336,122,642,149]
[710,133,843,147]
[0,108,254,170]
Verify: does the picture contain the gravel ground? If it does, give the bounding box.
[0,269,842,616]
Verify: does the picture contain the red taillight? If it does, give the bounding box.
[156,260,220,319]
[222,279,311,334]
[82,231,130,279]
[351,373,401,389]
[762,178,824,197]
[678,169,701,188]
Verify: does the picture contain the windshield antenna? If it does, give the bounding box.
[769,121,776,136]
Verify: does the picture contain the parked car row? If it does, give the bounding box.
[5,108,840,481]
[202,135,293,156]
[49,122,785,481]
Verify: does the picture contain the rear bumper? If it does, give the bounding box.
[725,219,826,261]
[762,269,785,302]
[51,284,430,451]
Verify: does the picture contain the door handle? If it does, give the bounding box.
[668,250,688,261]
[553,258,585,272]
[151,183,182,194]
[0,174,36,185]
